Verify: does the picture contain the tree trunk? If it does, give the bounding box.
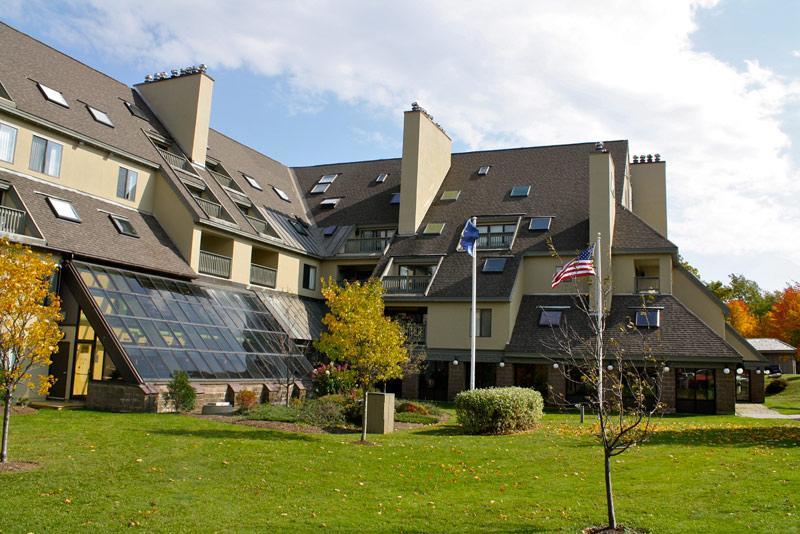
[1,392,12,463]
[604,450,616,529]
[285,378,291,407]
[360,389,368,442]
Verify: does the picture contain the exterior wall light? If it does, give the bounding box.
[452,359,459,366]
[755,368,762,374]
[498,361,506,368]
[723,367,731,374]
[736,368,744,375]
[552,362,559,369]
[663,365,670,373]
[607,364,614,371]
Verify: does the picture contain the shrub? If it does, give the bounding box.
[246,404,300,423]
[311,363,358,397]
[766,378,788,395]
[395,412,438,425]
[300,397,346,427]
[164,371,196,413]
[455,387,543,435]
[236,390,258,412]
[396,401,429,415]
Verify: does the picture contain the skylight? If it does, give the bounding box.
[440,190,460,201]
[510,185,530,197]
[478,165,491,176]
[423,223,445,235]
[273,186,291,202]
[482,257,508,273]
[243,174,262,190]
[311,183,330,194]
[46,196,81,222]
[539,309,563,327]
[323,225,337,237]
[37,83,69,108]
[290,219,309,236]
[319,174,338,184]
[88,105,114,127]
[634,309,661,328]
[125,101,148,120]
[390,193,401,205]
[109,214,138,237]
[375,173,388,183]
[529,216,552,231]
[320,197,341,209]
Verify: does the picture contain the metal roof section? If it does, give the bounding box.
[747,338,797,353]
[254,289,328,342]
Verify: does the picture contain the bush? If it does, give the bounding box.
[766,378,788,395]
[396,401,443,416]
[395,412,438,425]
[455,387,543,435]
[300,397,346,428]
[246,404,301,423]
[236,390,258,412]
[164,371,196,413]
[311,363,358,396]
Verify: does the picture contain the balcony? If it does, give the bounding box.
[635,276,660,294]
[158,147,196,174]
[246,216,276,237]
[342,236,392,254]
[0,205,26,235]
[382,275,432,294]
[207,168,241,191]
[250,263,277,288]
[193,196,224,219]
[199,250,232,278]
[477,233,513,249]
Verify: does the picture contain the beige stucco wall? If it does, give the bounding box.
[274,250,322,298]
[521,256,591,294]
[0,115,157,212]
[672,266,726,337]
[135,73,213,165]
[426,301,510,351]
[589,151,615,293]
[612,254,672,294]
[152,175,199,267]
[630,162,667,237]
[398,110,451,235]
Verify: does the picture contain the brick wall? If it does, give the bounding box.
[750,371,765,403]
[87,382,157,412]
[448,363,466,400]
[716,369,735,414]
[547,365,565,405]
[496,363,514,387]
[402,370,420,399]
[661,369,676,413]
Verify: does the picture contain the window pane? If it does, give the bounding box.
[44,140,62,176]
[0,123,17,162]
[29,136,46,172]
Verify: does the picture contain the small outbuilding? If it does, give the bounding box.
[747,338,797,375]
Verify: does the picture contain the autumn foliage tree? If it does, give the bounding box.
[0,239,62,463]
[764,284,800,357]
[727,299,761,338]
[315,278,409,442]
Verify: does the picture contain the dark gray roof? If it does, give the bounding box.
[612,205,677,251]
[254,289,327,342]
[2,170,193,277]
[747,338,796,353]
[508,294,742,361]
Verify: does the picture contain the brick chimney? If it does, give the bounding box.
[398,103,452,235]
[135,66,214,165]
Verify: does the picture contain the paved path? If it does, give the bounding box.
[736,403,800,421]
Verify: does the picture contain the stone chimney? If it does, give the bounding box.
[398,103,452,235]
[630,154,667,237]
[135,66,214,165]
[589,146,616,303]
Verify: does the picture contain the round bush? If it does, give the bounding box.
[765,378,788,395]
[455,387,543,434]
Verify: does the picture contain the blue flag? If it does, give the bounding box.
[458,218,480,257]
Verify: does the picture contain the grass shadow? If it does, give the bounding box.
[411,424,468,436]
[147,427,316,442]
[647,425,800,448]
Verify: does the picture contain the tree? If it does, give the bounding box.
[678,253,701,280]
[707,273,777,318]
[727,299,761,338]
[764,284,800,355]
[0,239,62,462]
[315,278,409,442]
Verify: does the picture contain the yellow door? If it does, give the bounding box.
[72,343,92,397]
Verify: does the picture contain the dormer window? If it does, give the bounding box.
[37,83,69,108]
[320,197,341,209]
[375,173,388,183]
[477,222,516,249]
[109,214,138,237]
[125,101,148,120]
[273,186,291,202]
[390,193,401,205]
[290,218,309,236]
[634,309,661,328]
[478,165,491,176]
[311,183,330,194]
[87,105,114,127]
[510,185,530,198]
[319,174,338,184]
[529,217,552,231]
[242,174,262,191]
[46,196,80,222]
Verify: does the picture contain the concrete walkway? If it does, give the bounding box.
[736,403,800,421]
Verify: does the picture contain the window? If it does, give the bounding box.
[477,223,516,248]
[46,196,81,222]
[478,165,491,176]
[482,257,507,273]
[473,309,491,337]
[389,192,401,205]
[243,174,262,191]
[29,136,62,177]
[323,225,337,237]
[423,223,445,235]
[320,197,341,209]
[37,83,69,107]
[0,123,17,163]
[302,264,317,291]
[634,309,660,328]
[510,185,530,197]
[311,183,330,194]
[116,167,138,201]
[319,174,338,184]
[375,173,388,183]
[125,101,148,120]
[539,309,563,327]
[87,105,114,127]
[529,217,552,231]
[440,190,460,201]
[273,186,291,202]
[290,218,309,236]
[109,214,138,237]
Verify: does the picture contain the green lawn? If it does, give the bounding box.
[0,409,798,533]
[765,374,800,414]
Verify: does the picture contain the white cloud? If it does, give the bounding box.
[11,0,800,289]
[792,50,800,58]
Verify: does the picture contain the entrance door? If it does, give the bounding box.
[418,361,448,401]
[48,341,71,399]
[71,342,93,398]
[676,368,716,413]
[736,371,751,402]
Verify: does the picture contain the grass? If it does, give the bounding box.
[245,403,301,422]
[764,374,800,414]
[0,409,798,532]
[394,412,439,425]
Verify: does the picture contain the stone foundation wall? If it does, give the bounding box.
[87,381,158,412]
[447,363,465,400]
[716,370,735,414]
[496,363,514,387]
[661,369,676,413]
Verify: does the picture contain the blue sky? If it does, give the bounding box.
[5,1,799,291]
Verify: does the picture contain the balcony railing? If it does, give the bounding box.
[0,205,26,235]
[199,250,232,278]
[250,263,277,288]
[207,168,242,192]
[635,276,660,294]
[246,216,275,236]
[158,148,196,174]
[382,275,432,294]
[477,233,514,249]
[342,236,392,254]
[193,196,224,219]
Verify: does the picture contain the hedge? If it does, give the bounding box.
[455,387,543,434]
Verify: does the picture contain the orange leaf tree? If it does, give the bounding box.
[764,284,800,356]
[0,239,62,462]
[314,278,408,442]
[727,299,761,338]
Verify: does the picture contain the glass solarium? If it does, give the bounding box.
[74,262,313,381]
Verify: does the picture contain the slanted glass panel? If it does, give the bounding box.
[635,309,660,328]
[423,223,445,235]
[390,193,401,205]
[320,197,341,209]
[273,187,291,202]
[538,309,563,327]
[243,174,262,190]
[37,83,69,107]
[73,262,312,381]
[440,190,460,201]
[109,214,138,237]
[319,174,338,184]
[323,225,337,237]
[478,165,491,176]
[88,106,114,127]
[510,185,530,197]
[46,196,81,222]
[375,173,388,183]
[311,183,330,194]
[482,257,507,273]
[125,101,148,120]
[529,217,552,231]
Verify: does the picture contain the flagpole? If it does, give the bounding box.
[470,216,477,390]
[595,232,603,408]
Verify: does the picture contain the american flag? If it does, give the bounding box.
[551,244,596,288]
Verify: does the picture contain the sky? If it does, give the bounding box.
[4,0,800,291]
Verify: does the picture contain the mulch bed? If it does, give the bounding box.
[11,406,37,416]
[0,461,39,473]
[193,412,447,435]
[583,526,645,533]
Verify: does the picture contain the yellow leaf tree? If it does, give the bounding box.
[0,239,62,463]
[727,299,761,338]
[315,278,408,442]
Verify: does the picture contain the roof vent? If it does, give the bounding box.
[595,141,607,152]
[144,65,209,83]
